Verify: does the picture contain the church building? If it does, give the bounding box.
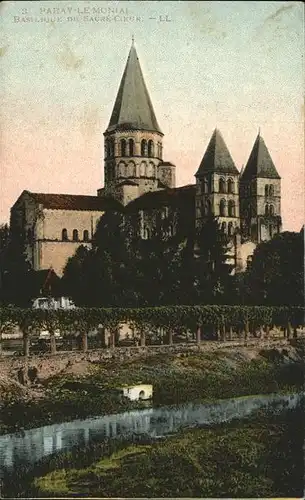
[10,41,282,276]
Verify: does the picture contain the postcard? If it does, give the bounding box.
[0,1,304,499]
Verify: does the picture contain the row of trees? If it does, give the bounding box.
[62,213,234,307]
[1,304,303,356]
[0,217,304,308]
[61,213,304,308]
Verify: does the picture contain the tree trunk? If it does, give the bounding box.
[286,322,292,339]
[244,320,249,341]
[265,325,270,338]
[82,331,88,352]
[23,331,30,358]
[196,325,201,344]
[168,329,173,345]
[221,323,226,341]
[229,326,233,341]
[98,326,106,348]
[140,330,146,347]
[0,331,3,356]
[109,329,115,348]
[50,333,57,355]
[293,327,298,339]
[114,328,120,345]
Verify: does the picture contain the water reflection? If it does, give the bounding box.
[0,392,302,475]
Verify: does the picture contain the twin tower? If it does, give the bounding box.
[98,41,281,244]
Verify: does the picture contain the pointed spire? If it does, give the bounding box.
[241,134,280,180]
[106,43,162,134]
[195,129,239,177]
[131,34,135,46]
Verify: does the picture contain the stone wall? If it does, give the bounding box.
[36,208,104,275]
[0,338,297,383]
[42,209,103,241]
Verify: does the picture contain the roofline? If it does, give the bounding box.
[104,128,164,137]
[195,169,240,177]
[240,173,281,180]
[10,189,31,210]
[10,190,124,212]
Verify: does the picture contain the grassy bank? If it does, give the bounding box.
[0,346,303,434]
[3,402,304,498]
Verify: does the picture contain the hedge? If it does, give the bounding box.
[0,305,304,335]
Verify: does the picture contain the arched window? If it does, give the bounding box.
[146,162,155,177]
[143,228,150,240]
[128,161,136,177]
[269,185,274,197]
[202,178,209,194]
[265,204,269,216]
[227,178,234,194]
[219,178,226,193]
[118,162,126,178]
[265,185,269,197]
[228,222,233,236]
[148,140,154,157]
[140,161,146,177]
[72,229,78,241]
[161,207,168,219]
[219,199,226,216]
[141,139,147,156]
[205,199,212,215]
[269,204,274,215]
[83,230,89,242]
[120,139,126,156]
[228,200,235,217]
[62,228,68,241]
[221,222,227,233]
[128,138,134,156]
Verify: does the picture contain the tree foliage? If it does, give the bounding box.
[244,231,304,306]
[0,305,303,339]
[0,225,35,306]
[193,216,234,304]
[62,213,234,307]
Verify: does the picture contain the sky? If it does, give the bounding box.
[0,0,304,230]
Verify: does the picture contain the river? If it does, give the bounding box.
[0,392,302,477]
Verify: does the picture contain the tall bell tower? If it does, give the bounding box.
[239,132,282,243]
[98,40,175,205]
[195,129,240,238]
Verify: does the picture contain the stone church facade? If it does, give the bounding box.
[10,41,282,276]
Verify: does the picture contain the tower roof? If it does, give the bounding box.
[241,133,280,180]
[106,42,162,134]
[195,129,239,177]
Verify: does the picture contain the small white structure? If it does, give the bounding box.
[38,329,62,340]
[119,384,153,401]
[32,296,76,310]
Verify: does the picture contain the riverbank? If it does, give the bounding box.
[0,340,303,434]
[2,400,304,498]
